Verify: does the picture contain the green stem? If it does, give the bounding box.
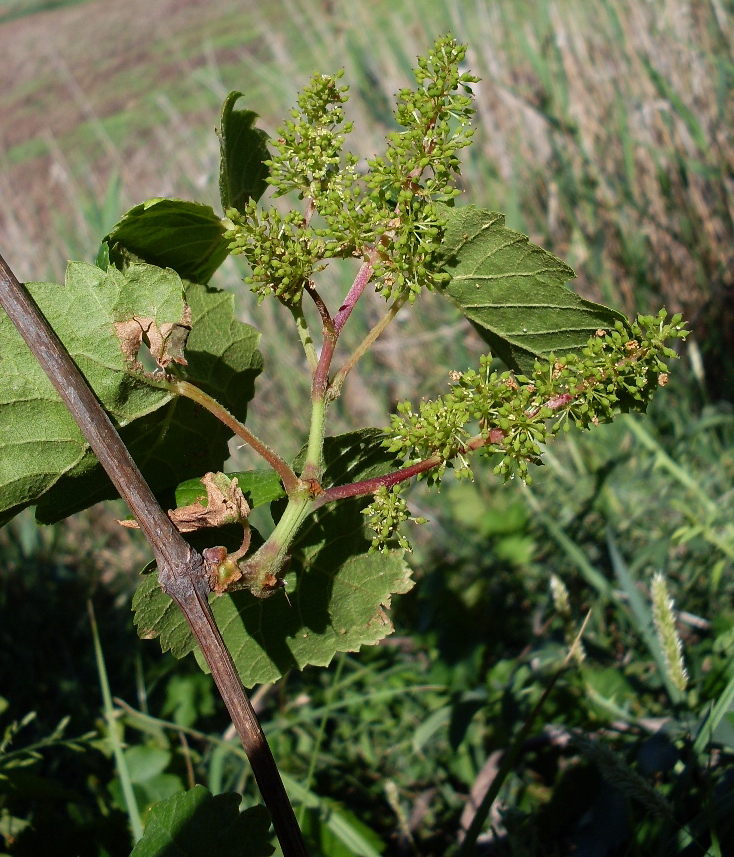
[228,398,332,592]
[301,394,329,484]
[171,380,299,493]
[235,490,315,595]
[268,492,315,554]
[289,299,319,373]
[330,292,409,397]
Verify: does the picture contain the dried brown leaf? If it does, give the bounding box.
[119,471,249,533]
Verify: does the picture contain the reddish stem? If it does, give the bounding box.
[333,258,375,333]
[303,198,316,227]
[313,456,441,508]
[313,427,506,509]
[311,330,337,401]
[310,258,376,400]
[305,283,333,334]
[172,381,300,494]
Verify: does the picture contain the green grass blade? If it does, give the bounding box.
[624,416,718,516]
[523,486,612,598]
[88,601,144,842]
[691,671,734,760]
[639,55,708,150]
[297,654,346,828]
[281,773,383,857]
[456,667,565,857]
[606,532,684,706]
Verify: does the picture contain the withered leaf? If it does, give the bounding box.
[120,472,249,533]
[114,303,192,371]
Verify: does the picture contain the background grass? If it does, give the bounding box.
[1,0,734,855]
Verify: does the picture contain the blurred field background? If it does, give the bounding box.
[2,0,734,854]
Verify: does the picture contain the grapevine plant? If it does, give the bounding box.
[0,36,685,855]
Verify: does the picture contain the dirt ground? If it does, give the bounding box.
[0,0,267,280]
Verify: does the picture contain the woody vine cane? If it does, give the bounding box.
[0,253,309,856]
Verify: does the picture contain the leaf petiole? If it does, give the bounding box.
[170,379,299,493]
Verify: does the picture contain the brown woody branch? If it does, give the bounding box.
[0,253,308,857]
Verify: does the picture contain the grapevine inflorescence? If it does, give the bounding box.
[223,35,477,306]
[220,36,686,557]
[363,312,686,550]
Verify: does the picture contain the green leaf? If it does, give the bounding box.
[437,206,626,373]
[133,570,195,659]
[300,808,378,857]
[0,261,180,525]
[103,198,230,284]
[133,430,414,686]
[218,92,271,214]
[109,769,185,819]
[124,746,173,783]
[0,815,31,839]
[175,470,286,510]
[129,785,273,857]
[0,261,262,526]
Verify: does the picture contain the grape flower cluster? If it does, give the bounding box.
[223,35,478,306]
[363,312,686,550]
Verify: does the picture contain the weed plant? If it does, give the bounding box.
[0,3,733,856]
